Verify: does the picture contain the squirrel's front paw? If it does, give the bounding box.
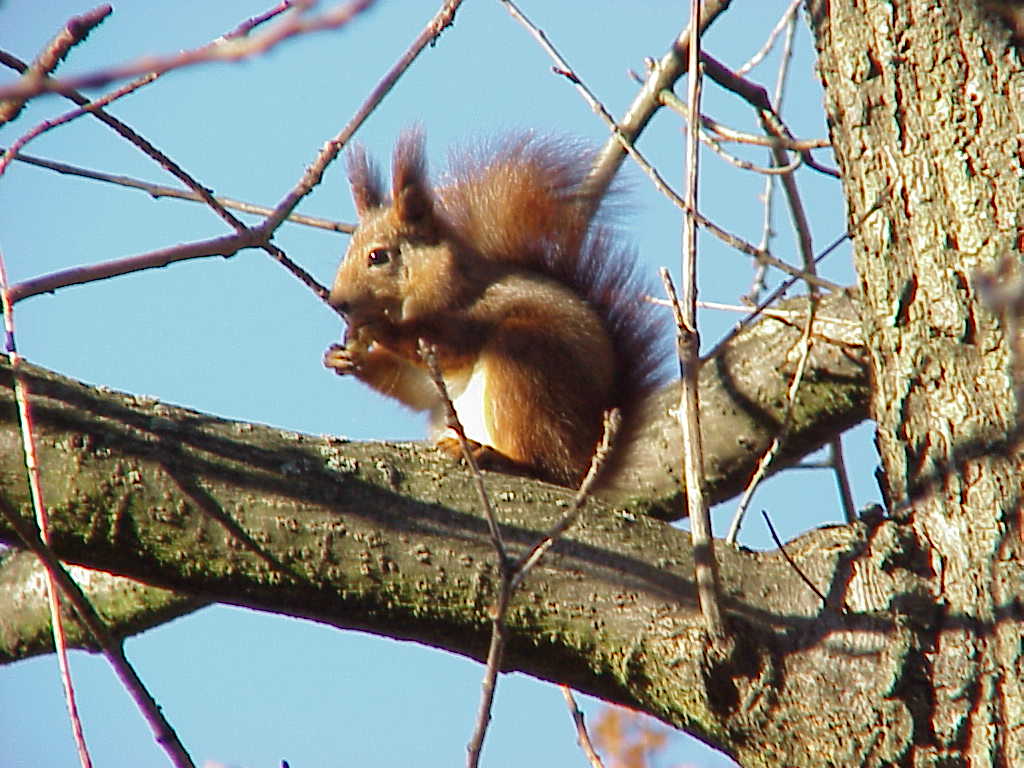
[323,343,360,375]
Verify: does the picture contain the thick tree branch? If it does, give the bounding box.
[0,289,868,655]
[3,319,1013,766]
[0,549,204,662]
[606,288,867,513]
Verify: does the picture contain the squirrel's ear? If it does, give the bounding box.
[391,128,433,225]
[347,146,383,215]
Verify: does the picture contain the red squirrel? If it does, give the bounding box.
[324,130,667,487]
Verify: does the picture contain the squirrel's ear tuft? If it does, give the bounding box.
[391,127,433,224]
[348,145,383,214]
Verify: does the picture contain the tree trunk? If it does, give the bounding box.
[806,0,1024,764]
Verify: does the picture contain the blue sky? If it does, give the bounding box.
[1,2,877,766]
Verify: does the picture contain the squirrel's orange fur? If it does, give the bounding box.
[324,130,667,487]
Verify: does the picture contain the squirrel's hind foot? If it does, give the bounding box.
[435,435,530,478]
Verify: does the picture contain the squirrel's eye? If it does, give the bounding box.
[367,248,392,266]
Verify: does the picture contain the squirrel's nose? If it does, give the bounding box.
[327,289,350,316]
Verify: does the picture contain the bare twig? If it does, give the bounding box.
[0,494,197,768]
[561,686,606,768]
[499,0,840,296]
[0,73,158,178]
[725,307,815,543]
[466,576,511,768]
[659,110,802,178]
[0,4,112,124]
[701,208,868,365]
[255,0,465,240]
[584,0,734,199]
[2,149,353,233]
[1,257,94,768]
[678,0,725,643]
[661,293,725,645]
[725,15,835,544]
[701,52,840,179]
[417,340,506,563]
[701,116,829,150]
[726,94,824,543]
[420,340,620,766]
[659,91,804,176]
[760,510,831,607]
[745,7,799,304]
[417,336,511,768]
[223,0,297,39]
[659,93,830,177]
[647,297,860,333]
[830,437,857,523]
[8,230,265,304]
[510,410,620,589]
[463,407,620,767]
[0,1,374,102]
[736,0,802,75]
[2,1,333,301]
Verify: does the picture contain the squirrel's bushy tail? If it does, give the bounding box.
[431,132,670,482]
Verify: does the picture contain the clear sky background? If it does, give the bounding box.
[1,2,878,766]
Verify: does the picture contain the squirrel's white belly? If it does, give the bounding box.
[429,360,496,449]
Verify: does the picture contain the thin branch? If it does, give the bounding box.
[748,164,778,303]
[222,1,297,39]
[701,51,840,179]
[736,0,802,75]
[725,16,838,544]
[561,686,606,768]
[8,230,265,304]
[466,406,618,764]
[1,258,94,768]
[0,4,112,124]
[2,149,353,233]
[0,73,158,178]
[658,90,804,175]
[760,510,830,607]
[830,437,857,523]
[584,0,733,199]
[648,296,860,330]
[466,576,511,768]
[693,128,804,176]
[2,1,333,300]
[0,493,197,768]
[700,204,872,365]
[254,0,465,240]
[745,7,799,305]
[0,1,374,102]
[725,44,824,544]
[658,93,829,178]
[679,0,726,642]
[417,341,506,563]
[696,114,830,151]
[499,0,840,296]
[510,410,620,590]
[726,282,817,544]
[661,274,726,645]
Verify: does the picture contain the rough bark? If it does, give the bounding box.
[1,343,1020,767]
[805,0,1024,764]
[0,287,866,659]
[0,548,203,661]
